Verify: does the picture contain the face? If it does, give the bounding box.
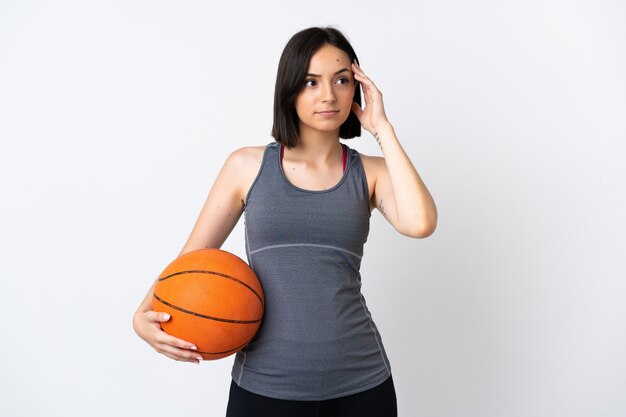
[294,43,357,137]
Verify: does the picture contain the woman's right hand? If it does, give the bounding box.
[133,147,249,365]
[133,310,204,364]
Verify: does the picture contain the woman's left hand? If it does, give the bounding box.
[351,60,390,134]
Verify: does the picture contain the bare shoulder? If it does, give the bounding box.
[355,151,384,211]
[226,145,265,169]
[226,145,267,206]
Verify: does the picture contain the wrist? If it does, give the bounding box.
[372,121,393,136]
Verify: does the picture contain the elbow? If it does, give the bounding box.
[419,222,437,238]
[403,220,437,239]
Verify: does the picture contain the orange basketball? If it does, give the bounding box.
[151,248,265,361]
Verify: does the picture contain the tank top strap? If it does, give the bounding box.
[248,141,368,215]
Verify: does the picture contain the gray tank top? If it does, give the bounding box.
[230,141,392,401]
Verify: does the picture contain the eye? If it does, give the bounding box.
[304,77,351,87]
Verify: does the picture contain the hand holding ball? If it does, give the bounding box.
[152,249,265,360]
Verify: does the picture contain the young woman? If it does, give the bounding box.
[133,26,437,417]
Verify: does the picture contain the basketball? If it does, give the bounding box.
[151,248,265,361]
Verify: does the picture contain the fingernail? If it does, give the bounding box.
[197,356,203,362]
[190,345,197,350]
[163,313,170,320]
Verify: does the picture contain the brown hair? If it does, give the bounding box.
[271,26,362,148]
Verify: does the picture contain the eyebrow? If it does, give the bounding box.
[306,68,351,77]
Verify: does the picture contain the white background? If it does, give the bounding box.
[1,1,624,416]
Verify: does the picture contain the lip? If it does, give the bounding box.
[316,110,339,116]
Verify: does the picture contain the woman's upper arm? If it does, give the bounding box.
[362,153,409,235]
[178,148,249,256]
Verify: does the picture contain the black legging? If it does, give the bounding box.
[225,374,397,417]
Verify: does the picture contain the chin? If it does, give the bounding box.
[313,124,342,132]
[302,120,341,131]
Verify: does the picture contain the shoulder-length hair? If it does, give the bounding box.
[271,26,362,148]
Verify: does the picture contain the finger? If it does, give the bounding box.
[158,346,203,364]
[352,64,379,91]
[353,73,375,95]
[146,311,171,323]
[154,339,203,363]
[351,62,369,80]
[156,349,202,363]
[352,65,366,81]
[151,324,198,351]
[354,72,378,92]
[157,331,198,351]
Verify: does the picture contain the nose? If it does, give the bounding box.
[320,81,336,103]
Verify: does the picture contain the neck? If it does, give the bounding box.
[287,125,341,165]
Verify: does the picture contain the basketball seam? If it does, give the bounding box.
[158,269,264,309]
[195,334,256,355]
[153,292,263,324]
